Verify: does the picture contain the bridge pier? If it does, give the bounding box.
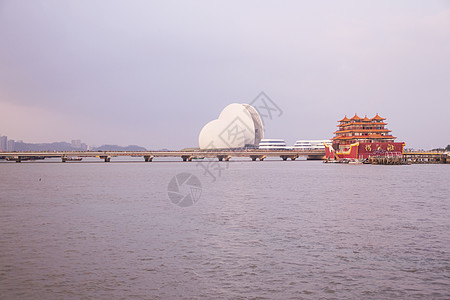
[280,154,298,161]
[144,155,154,162]
[100,156,111,162]
[217,155,231,161]
[5,156,21,162]
[181,155,193,162]
[250,155,265,161]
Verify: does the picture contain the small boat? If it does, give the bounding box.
[323,159,339,163]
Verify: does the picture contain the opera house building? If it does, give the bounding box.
[199,103,264,149]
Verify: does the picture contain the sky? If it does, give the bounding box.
[0,0,449,150]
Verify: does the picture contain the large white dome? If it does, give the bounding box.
[199,103,264,149]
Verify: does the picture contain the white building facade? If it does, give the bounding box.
[259,139,288,150]
[293,140,331,150]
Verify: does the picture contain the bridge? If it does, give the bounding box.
[0,150,326,163]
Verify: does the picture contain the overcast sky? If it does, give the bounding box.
[1,0,449,150]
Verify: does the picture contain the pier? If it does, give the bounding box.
[402,151,449,164]
[357,152,449,165]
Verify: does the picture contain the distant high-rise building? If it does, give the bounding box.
[7,139,15,151]
[0,136,7,151]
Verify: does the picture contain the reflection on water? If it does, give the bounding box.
[0,161,449,299]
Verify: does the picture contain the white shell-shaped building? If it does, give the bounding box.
[199,103,264,149]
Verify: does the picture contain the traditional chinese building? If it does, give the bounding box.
[325,114,405,160]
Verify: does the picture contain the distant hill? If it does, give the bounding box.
[181,147,200,151]
[430,144,450,152]
[10,142,148,152]
[91,145,147,151]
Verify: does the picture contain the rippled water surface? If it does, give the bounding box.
[0,160,449,299]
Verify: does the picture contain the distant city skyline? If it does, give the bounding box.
[0,134,89,151]
[1,1,449,150]
[0,134,154,152]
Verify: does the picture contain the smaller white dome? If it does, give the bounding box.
[199,119,245,149]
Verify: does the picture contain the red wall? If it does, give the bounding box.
[325,142,405,160]
[357,142,405,159]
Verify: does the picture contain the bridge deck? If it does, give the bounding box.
[0,150,326,162]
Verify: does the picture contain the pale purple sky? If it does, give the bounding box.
[1,1,449,150]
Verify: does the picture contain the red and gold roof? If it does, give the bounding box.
[338,115,350,122]
[350,113,362,121]
[371,113,386,121]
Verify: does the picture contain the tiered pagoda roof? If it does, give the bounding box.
[332,114,396,146]
[350,113,362,121]
[338,116,350,122]
[372,113,386,121]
